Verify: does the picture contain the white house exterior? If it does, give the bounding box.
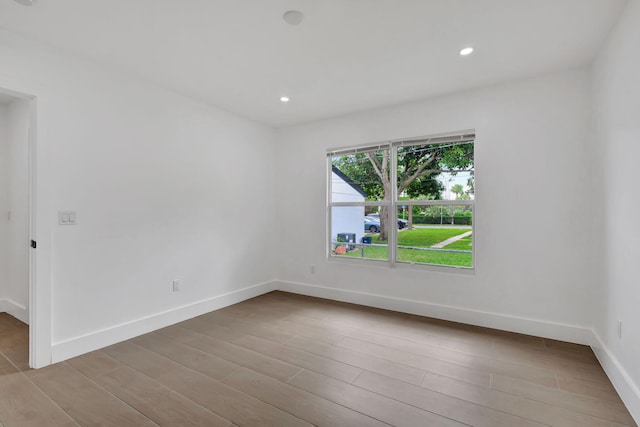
[331,166,366,245]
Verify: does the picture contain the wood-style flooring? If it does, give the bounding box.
[0,292,636,426]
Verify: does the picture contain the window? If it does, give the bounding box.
[328,132,474,268]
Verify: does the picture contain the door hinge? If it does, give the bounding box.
[31,240,36,249]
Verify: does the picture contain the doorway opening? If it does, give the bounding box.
[0,89,34,370]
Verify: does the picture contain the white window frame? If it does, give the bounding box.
[327,131,475,270]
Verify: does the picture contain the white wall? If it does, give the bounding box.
[592,0,640,420]
[0,29,278,361]
[0,105,8,300]
[4,97,30,322]
[276,68,594,341]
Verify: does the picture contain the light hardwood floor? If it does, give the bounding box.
[0,292,636,427]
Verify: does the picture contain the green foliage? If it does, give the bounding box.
[412,215,472,225]
[339,226,473,267]
[332,151,386,200]
[406,178,443,200]
[331,141,474,201]
[450,184,465,198]
[467,177,475,195]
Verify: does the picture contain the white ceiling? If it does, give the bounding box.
[0,0,626,126]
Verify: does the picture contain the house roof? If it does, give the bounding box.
[332,166,368,198]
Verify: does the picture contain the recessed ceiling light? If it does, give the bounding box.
[460,47,474,56]
[14,0,35,5]
[280,96,290,103]
[283,10,304,26]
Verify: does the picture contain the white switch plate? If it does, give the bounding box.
[59,211,77,225]
[173,280,181,292]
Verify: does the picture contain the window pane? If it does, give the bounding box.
[331,150,390,203]
[331,206,389,261]
[396,205,473,268]
[396,141,474,200]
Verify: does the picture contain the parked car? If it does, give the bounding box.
[367,213,408,229]
[364,216,380,233]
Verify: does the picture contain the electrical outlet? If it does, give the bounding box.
[173,280,181,292]
[618,320,623,339]
[310,265,316,274]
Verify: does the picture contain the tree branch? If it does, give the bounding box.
[366,152,384,182]
[398,155,440,194]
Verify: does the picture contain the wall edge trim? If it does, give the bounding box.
[590,330,640,424]
[50,280,277,363]
[273,280,593,344]
[0,298,28,324]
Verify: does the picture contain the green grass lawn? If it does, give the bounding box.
[375,227,470,247]
[337,227,473,267]
[443,233,473,250]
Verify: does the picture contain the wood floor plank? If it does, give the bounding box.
[354,370,546,427]
[257,294,497,352]
[200,311,298,343]
[101,341,183,380]
[421,371,632,427]
[26,363,151,427]
[222,367,390,427]
[178,316,247,342]
[155,325,303,382]
[66,350,122,379]
[0,353,19,376]
[492,340,607,381]
[335,331,558,387]
[226,305,498,387]
[231,334,363,383]
[556,374,624,403]
[288,369,469,427]
[155,366,312,427]
[491,373,635,425]
[0,328,29,371]
[285,335,426,385]
[132,332,241,382]
[333,335,494,387]
[72,353,233,427]
[244,298,499,358]
[0,372,78,427]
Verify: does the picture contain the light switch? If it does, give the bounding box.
[59,211,77,225]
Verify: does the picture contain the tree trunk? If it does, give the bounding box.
[379,206,388,241]
[378,182,392,241]
[408,207,413,230]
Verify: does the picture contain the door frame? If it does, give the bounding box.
[0,77,52,368]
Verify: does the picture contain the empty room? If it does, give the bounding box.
[0,0,638,426]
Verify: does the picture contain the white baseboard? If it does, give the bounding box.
[274,280,593,345]
[590,331,640,424]
[51,280,277,363]
[0,298,28,324]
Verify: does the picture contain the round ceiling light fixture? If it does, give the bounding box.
[14,0,35,5]
[459,47,474,56]
[283,10,304,26]
[280,96,290,103]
